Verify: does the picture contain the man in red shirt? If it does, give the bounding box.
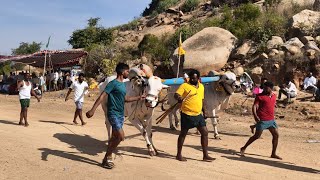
[240,81,282,160]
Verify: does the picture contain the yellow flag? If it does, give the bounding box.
[178,33,185,56]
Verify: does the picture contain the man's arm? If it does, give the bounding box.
[252,104,260,123]
[16,81,22,91]
[202,100,207,119]
[31,88,41,102]
[86,92,108,118]
[65,88,72,101]
[174,93,183,103]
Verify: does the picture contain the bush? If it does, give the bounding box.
[138,34,171,63]
[142,0,179,17]
[118,19,140,31]
[181,0,200,12]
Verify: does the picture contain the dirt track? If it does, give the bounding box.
[0,91,320,180]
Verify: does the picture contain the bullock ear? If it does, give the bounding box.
[162,84,170,89]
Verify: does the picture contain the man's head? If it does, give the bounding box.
[188,69,200,86]
[263,81,274,94]
[261,77,268,84]
[284,77,291,85]
[116,63,129,78]
[308,72,313,77]
[78,73,85,82]
[24,73,30,81]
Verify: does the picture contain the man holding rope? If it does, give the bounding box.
[174,69,215,162]
[86,63,145,169]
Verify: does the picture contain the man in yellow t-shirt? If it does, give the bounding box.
[174,69,215,162]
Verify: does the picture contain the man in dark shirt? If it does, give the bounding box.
[240,81,282,160]
[86,63,145,169]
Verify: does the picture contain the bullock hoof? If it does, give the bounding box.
[170,125,176,131]
[175,121,180,128]
[147,145,155,156]
[153,148,159,156]
[214,135,221,140]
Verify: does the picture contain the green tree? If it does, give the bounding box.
[11,41,42,55]
[0,61,12,75]
[68,18,114,49]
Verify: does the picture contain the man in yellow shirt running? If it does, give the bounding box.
[174,69,215,162]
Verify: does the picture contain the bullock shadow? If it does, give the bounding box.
[38,148,100,166]
[0,119,20,126]
[222,155,320,174]
[117,146,199,161]
[53,133,106,156]
[152,125,180,135]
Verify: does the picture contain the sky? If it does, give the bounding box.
[0,0,151,55]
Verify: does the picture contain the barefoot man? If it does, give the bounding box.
[86,63,145,169]
[17,72,41,127]
[174,69,214,162]
[241,81,282,160]
[65,73,88,126]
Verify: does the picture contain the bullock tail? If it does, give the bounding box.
[161,100,168,111]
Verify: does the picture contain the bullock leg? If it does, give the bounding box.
[173,107,180,128]
[147,117,158,156]
[168,112,176,130]
[210,110,221,140]
[169,106,180,130]
[130,118,155,156]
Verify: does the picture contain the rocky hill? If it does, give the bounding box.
[111,0,319,86]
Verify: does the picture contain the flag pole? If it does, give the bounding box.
[43,36,51,75]
[176,32,182,78]
[176,8,182,78]
[43,50,47,74]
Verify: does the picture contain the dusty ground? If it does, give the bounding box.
[0,90,320,180]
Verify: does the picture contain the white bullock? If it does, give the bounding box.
[165,71,239,139]
[99,67,168,156]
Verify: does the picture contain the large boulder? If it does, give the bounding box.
[290,10,320,36]
[267,36,284,50]
[171,27,237,76]
[281,37,304,54]
[234,40,254,59]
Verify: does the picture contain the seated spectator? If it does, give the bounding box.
[301,72,317,95]
[315,81,320,101]
[278,77,297,102]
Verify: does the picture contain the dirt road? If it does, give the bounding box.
[0,92,319,180]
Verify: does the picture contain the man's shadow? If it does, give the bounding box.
[38,148,100,166]
[0,119,20,126]
[186,144,320,174]
[222,155,320,174]
[53,133,106,156]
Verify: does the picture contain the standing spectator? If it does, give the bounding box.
[17,73,41,127]
[65,73,88,125]
[39,73,45,93]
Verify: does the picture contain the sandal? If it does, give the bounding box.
[101,158,115,169]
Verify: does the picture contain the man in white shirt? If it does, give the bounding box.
[302,72,317,95]
[278,78,297,101]
[65,73,88,125]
